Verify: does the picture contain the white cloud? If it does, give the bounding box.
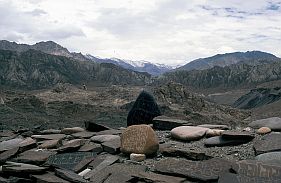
[0,0,280,65]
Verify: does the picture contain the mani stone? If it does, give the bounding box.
[84,121,110,132]
[121,125,159,155]
[204,136,250,147]
[152,116,191,130]
[256,152,281,166]
[254,133,281,155]
[61,127,85,135]
[130,153,146,162]
[127,91,161,126]
[249,117,281,131]
[171,126,208,141]
[154,157,233,182]
[257,127,271,135]
[46,152,96,170]
[230,160,281,181]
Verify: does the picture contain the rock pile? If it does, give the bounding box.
[1,116,281,182]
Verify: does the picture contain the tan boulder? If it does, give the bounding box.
[121,125,159,155]
[257,127,271,135]
[171,126,208,141]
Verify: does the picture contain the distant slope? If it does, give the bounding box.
[178,51,279,71]
[233,87,281,109]
[86,55,172,76]
[0,49,151,89]
[156,61,281,90]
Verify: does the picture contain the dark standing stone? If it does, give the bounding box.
[154,157,233,182]
[152,116,191,130]
[84,121,110,132]
[127,91,161,126]
[46,152,96,170]
[205,136,250,147]
[254,133,281,155]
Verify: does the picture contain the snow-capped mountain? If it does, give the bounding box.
[85,54,173,76]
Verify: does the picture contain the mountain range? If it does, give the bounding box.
[0,40,172,76]
[178,51,280,71]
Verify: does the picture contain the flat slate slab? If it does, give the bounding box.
[130,172,186,183]
[32,172,70,183]
[46,152,96,170]
[32,134,66,141]
[89,163,147,183]
[0,138,24,151]
[255,152,281,166]
[2,162,47,174]
[15,150,55,165]
[58,139,86,152]
[221,131,255,140]
[0,147,19,163]
[55,169,88,183]
[154,157,233,182]
[152,116,190,130]
[254,133,281,155]
[78,141,103,153]
[218,172,281,183]
[72,131,95,139]
[205,136,250,147]
[198,124,230,130]
[227,160,281,182]
[249,117,281,131]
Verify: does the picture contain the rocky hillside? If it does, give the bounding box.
[233,87,281,109]
[157,61,281,90]
[178,51,279,71]
[0,49,151,89]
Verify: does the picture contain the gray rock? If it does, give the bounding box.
[73,157,95,173]
[91,135,120,143]
[198,124,230,130]
[2,162,47,173]
[40,129,62,134]
[160,146,212,160]
[78,141,103,153]
[55,169,88,183]
[205,136,250,147]
[256,152,281,166]
[0,138,24,151]
[154,157,233,182]
[46,152,96,170]
[254,133,281,155]
[221,131,255,141]
[249,117,281,131]
[102,139,120,154]
[153,116,190,130]
[0,147,19,163]
[38,139,61,149]
[58,139,86,152]
[130,172,186,183]
[32,172,70,183]
[72,131,95,139]
[32,134,66,141]
[15,150,55,165]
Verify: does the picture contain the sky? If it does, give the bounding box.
[0,0,281,66]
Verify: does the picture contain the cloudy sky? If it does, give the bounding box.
[0,0,281,65]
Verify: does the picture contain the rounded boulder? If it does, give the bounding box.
[121,125,159,155]
[171,126,208,141]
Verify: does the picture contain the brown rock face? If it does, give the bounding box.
[121,125,159,155]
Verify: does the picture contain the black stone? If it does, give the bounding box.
[127,91,161,126]
[84,121,110,132]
